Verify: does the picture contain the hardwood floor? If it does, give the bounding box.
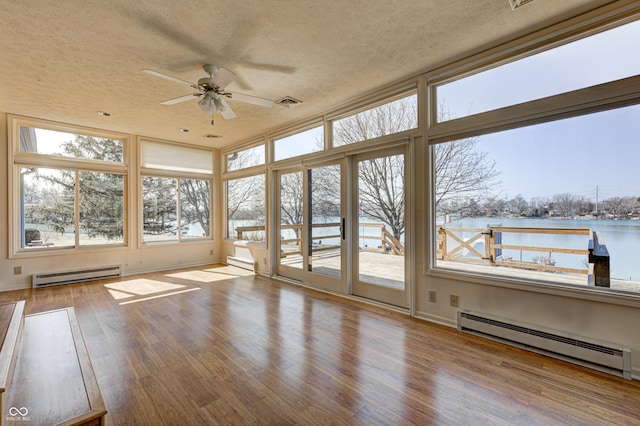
[1,264,639,425]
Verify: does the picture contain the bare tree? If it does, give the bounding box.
[551,193,580,217]
[180,179,210,236]
[434,138,500,209]
[507,194,528,216]
[602,196,628,218]
[358,155,405,239]
[227,175,264,220]
[333,97,415,240]
[334,96,417,145]
[309,165,341,219]
[279,171,304,239]
[528,197,550,217]
[225,147,266,240]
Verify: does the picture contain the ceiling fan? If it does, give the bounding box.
[142,64,273,125]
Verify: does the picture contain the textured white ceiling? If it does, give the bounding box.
[0,0,614,148]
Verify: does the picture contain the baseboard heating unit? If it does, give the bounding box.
[458,310,632,379]
[32,265,122,288]
[226,256,257,272]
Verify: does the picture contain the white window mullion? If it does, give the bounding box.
[176,178,182,242]
[74,170,80,248]
[428,74,640,145]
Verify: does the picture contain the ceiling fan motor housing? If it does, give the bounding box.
[198,77,217,90]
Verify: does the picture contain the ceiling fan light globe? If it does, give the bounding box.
[213,97,225,113]
[198,95,212,112]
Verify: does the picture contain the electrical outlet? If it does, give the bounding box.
[450,294,459,308]
[263,258,267,265]
[13,266,22,275]
[209,249,214,255]
[428,291,436,303]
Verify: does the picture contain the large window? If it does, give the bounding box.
[333,92,417,146]
[226,144,265,172]
[19,126,124,162]
[273,125,324,162]
[13,122,126,251]
[142,177,178,242]
[430,18,640,295]
[142,177,210,242]
[226,174,266,241]
[435,19,640,121]
[223,141,266,242]
[140,140,213,243]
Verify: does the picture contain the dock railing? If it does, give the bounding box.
[437,225,610,287]
[236,222,405,257]
[588,230,610,287]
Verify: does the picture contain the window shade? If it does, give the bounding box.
[141,141,213,174]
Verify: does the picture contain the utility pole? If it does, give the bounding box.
[595,185,599,218]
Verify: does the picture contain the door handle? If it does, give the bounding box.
[341,218,346,240]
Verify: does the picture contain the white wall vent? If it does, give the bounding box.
[508,0,535,10]
[32,265,122,288]
[226,256,257,273]
[458,311,632,379]
[275,96,303,108]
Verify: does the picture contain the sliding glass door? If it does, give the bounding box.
[274,148,408,307]
[276,161,344,292]
[351,148,408,308]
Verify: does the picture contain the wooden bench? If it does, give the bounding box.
[2,305,106,425]
[0,301,25,422]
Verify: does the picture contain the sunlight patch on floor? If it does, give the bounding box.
[105,279,185,296]
[104,278,199,303]
[165,266,254,283]
[118,287,200,305]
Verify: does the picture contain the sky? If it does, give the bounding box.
[476,104,640,201]
[273,126,323,161]
[438,19,640,201]
[32,129,75,154]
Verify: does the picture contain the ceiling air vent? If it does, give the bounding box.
[509,0,535,9]
[203,134,222,139]
[275,96,303,108]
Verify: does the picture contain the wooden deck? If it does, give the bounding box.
[283,247,640,292]
[281,249,405,288]
[437,260,640,292]
[0,265,639,425]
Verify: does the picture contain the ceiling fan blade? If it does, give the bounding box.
[142,69,196,88]
[229,92,273,108]
[218,98,237,119]
[160,93,201,105]
[212,67,237,90]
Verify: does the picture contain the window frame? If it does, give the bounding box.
[223,173,267,243]
[8,116,129,257]
[140,174,212,244]
[223,137,266,174]
[138,138,214,246]
[223,138,267,244]
[329,87,419,149]
[425,8,640,300]
[269,119,326,165]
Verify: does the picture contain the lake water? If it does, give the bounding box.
[443,217,640,281]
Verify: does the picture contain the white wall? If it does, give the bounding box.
[415,273,640,377]
[0,112,221,291]
[221,240,269,275]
